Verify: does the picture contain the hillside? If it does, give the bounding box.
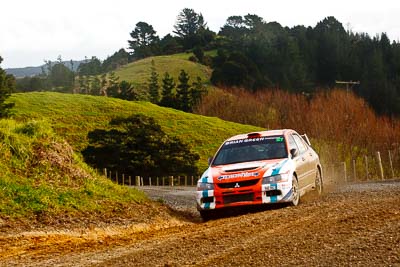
[0,118,176,226]
[2,92,260,225]
[10,92,261,171]
[113,53,212,89]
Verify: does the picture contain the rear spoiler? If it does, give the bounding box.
[301,134,311,146]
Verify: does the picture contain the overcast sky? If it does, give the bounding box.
[1,0,399,68]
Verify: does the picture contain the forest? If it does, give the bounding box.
[10,9,400,117]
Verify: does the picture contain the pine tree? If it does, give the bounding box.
[107,71,120,97]
[148,60,160,103]
[0,56,15,118]
[100,73,108,95]
[119,81,136,100]
[160,72,176,108]
[176,69,191,112]
[191,76,206,108]
[91,76,101,95]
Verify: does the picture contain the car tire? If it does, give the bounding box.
[200,210,214,221]
[290,175,300,206]
[315,169,323,195]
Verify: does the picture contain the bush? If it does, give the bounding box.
[188,55,198,63]
[83,114,200,177]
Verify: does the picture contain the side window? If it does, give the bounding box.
[287,134,299,151]
[293,134,307,154]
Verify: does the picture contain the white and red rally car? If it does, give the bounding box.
[196,129,323,220]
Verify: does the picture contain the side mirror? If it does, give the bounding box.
[208,157,214,165]
[301,134,311,146]
[290,148,299,158]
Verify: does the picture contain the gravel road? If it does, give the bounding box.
[1,180,399,266]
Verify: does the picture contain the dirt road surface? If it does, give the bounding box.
[1,181,399,266]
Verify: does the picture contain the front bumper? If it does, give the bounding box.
[196,181,293,210]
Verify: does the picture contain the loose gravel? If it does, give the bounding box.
[1,181,399,266]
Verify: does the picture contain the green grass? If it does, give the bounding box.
[2,92,261,220]
[0,118,148,219]
[114,54,212,89]
[10,92,261,171]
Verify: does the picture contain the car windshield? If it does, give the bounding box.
[212,135,288,166]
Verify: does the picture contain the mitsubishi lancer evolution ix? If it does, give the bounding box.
[196,129,323,220]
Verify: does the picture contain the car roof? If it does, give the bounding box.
[225,129,295,141]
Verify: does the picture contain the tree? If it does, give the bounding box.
[314,16,348,85]
[102,48,130,72]
[90,76,101,95]
[160,72,176,108]
[100,73,108,95]
[49,62,74,92]
[174,8,206,38]
[0,56,15,118]
[128,22,159,59]
[82,114,199,177]
[107,72,120,97]
[77,56,102,76]
[176,70,191,112]
[173,8,211,49]
[119,81,136,100]
[191,76,206,107]
[159,34,183,54]
[193,46,204,63]
[148,60,160,103]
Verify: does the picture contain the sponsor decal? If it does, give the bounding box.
[224,137,278,146]
[218,172,259,181]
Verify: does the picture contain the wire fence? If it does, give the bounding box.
[102,150,400,187]
[102,168,199,187]
[323,150,400,184]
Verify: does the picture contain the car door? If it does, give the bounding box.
[288,134,308,190]
[300,137,318,187]
[292,134,312,190]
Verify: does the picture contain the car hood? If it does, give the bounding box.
[204,159,289,184]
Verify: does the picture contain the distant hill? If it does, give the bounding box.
[113,52,213,89]
[5,60,84,77]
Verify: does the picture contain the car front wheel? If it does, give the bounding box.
[200,210,214,221]
[290,175,300,206]
[315,169,323,195]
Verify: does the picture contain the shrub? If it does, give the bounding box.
[83,114,200,177]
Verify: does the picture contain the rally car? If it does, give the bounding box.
[196,129,323,220]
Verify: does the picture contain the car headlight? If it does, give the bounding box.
[197,182,214,191]
[262,174,288,184]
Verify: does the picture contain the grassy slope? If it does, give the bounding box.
[113,53,212,88]
[0,119,149,220]
[10,92,261,172]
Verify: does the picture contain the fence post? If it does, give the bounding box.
[388,150,395,179]
[149,177,152,186]
[129,176,131,186]
[184,176,187,186]
[365,156,369,180]
[141,176,144,186]
[352,159,357,181]
[162,177,165,186]
[376,151,384,180]
[191,176,194,186]
[135,176,140,186]
[157,177,159,186]
[343,162,347,183]
[169,176,174,187]
[122,174,125,185]
[103,168,107,177]
[115,171,119,184]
